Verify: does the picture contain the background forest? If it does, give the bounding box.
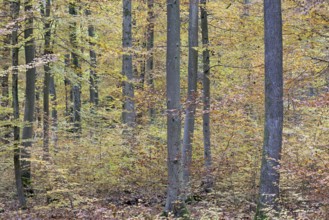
[0,0,328,219]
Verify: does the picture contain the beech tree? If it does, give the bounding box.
[21,0,37,188]
[69,3,82,134]
[255,0,283,218]
[200,0,212,191]
[182,0,199,196]
[11,0,26,207]
[122,0,135,126]
[165,0,186,217]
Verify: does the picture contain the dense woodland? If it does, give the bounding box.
[0,0,328,219]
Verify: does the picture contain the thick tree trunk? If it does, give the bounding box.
[200,0,212,191]
[182,0,199,195]
[11,0,26,207]
[122,0,135,126]
[21,0,37,189]
[146,0,155,121]
[69,3,81,134]
[255,0,283,218]
[164,0,186,217]
[86,9,99,107]
[42,0,51,159]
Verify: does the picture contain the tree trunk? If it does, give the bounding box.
[86,9,99,107]
[255,0,283,218]
[42,0,51,160]
[0,0,11,144]
[200,0,212,192]
[21,0,37,189]
[64,54,73,123]
[11,0,26,207]
[69,3,81,134]
[182,0,199,195]
[164,0,186,217]
[122,0,135,126]
[50,74,58,149]
[146,0,155,121]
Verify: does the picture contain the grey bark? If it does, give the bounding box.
[182,0,199,194]
[64,54,72,122]
[21,0,37,188]
[164,0,186,217]
[200,0,212,191]
[86,9,99,107]
[255,0,283,218]
[122,0,135,126]
[11,0,26,207]
[42,0,51,159]
[69,3,81,134]
[146,0,155,121]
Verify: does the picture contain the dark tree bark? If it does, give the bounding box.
[146,0,155,121]
[69,3,81,134]
[182,0,199,195]
[42,0,52,159]
[0,0,11,144]
[21,0,37,188]
[164,0,186,217]
[122,0,135,126]
[64,54,73,123]
[200,0,212,191]
[86,9,99,107]
[255,0,283,218]
[11,0,26,207]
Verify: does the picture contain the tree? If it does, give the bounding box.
[255,0,283,218]
[146,0,155,121]
[86,8,99,107]
[0,0,11,144]
[182,0,199,196]
[42,0,52,159]
[165,0,186,217]
[122,0,135,126]
[69,2,82,134]
[21,0,37,188]
[200,0,212,192]
[11,0,26,207]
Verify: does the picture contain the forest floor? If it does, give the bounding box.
[1,188,326,219]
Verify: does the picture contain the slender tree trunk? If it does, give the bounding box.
[200,0,212,192]
[122,0,135,126]
[11,0,26,207]
[146,0,155,121]
[64,54,72,123]
[0,1,11,144]
[86,9,98,107]
[69,3,81,134]
[164,0,186,217]
[42,0,52,159]
[255,0,283,218]
[21,0,37,189]
[182,0,199,195]
[50,75,58,148]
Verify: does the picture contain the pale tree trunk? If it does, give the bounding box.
[11,0,26,207]
[21,0,37,190]
[69,3,81,134]
[122,0,135,126]
[146,0,155,121]
[182,0,199,196]
[164,0,186,217]
[86,9,99,107]
[200,0,212,192]
[42,0,51,160]
[255,0,283,218]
